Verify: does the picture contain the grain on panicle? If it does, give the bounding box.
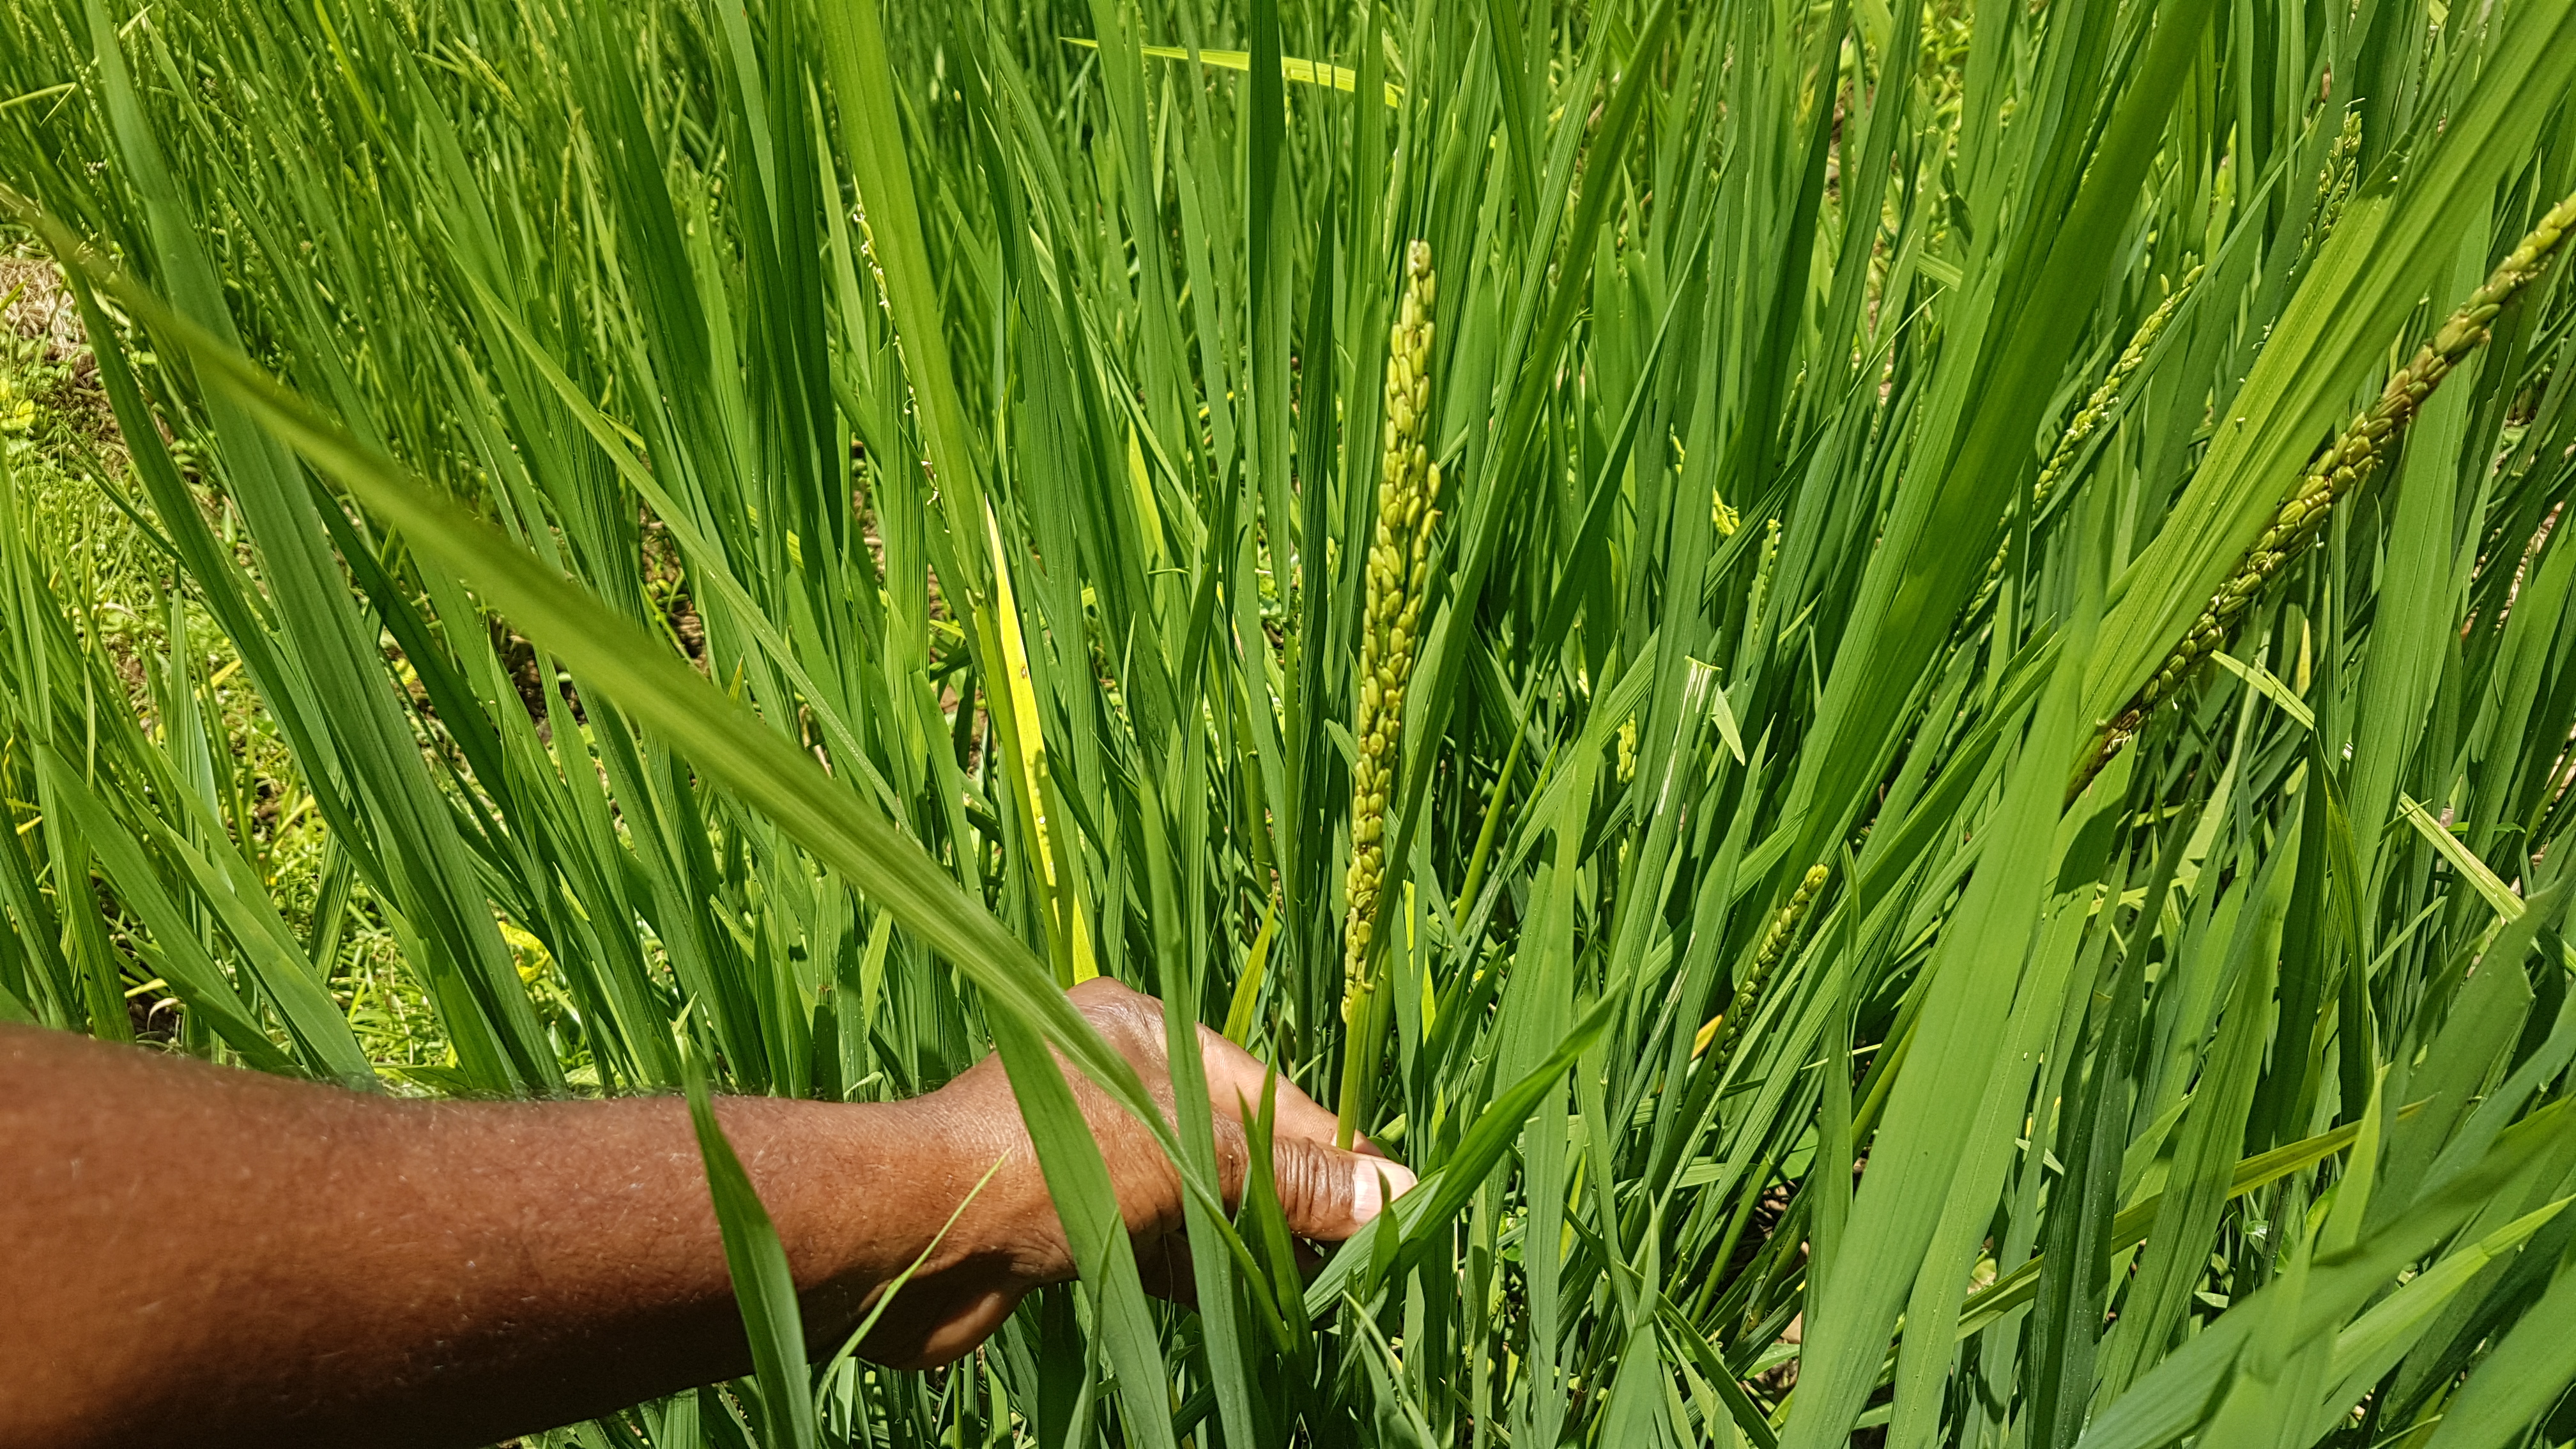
[1748,515,1782,630]
[2304,107,2364,259]
[1972,266,2200,620]
[1692,863,1830,1070]
[2031,266,2200,512]
[2073,187,2576,797]
[1342,240,1441,1025]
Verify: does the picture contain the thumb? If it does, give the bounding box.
[1271,1137,1418,1241]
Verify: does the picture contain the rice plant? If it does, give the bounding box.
[6,0,2576,1442]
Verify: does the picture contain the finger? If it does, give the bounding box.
[1292,1238,1324,1276]
[1135,1232,1199,1307]
[1193,1024,1345,1145]
[1197,1033,1393,1160]
[1207,1112,1252,1213]
[862,1282,1022,1370]
[1269,1136,1418,1242]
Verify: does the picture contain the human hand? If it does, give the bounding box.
[0,999,1409,1446]
[859,977,1415,1366]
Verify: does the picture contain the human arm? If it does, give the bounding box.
[0,977,1409,1449]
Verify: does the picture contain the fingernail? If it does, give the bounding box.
[1350,1163,1418,1224]
[1350,1169,1380,1223]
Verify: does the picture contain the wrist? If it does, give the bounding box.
[798,1085,1036,1367]
[815,1089,1018,1292]
[864,1092,983,1268]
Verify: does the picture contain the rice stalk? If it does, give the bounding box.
[10,0,2576,1441]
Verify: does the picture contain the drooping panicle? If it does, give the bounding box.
[2073,188,2576,796]
[1973,266,2200,621]
[1692,864,1830,1068]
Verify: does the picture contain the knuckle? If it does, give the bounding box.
[1071,976,1140,1011]
[1278,1140,1351,1228]
[1213,1119,1250,1188]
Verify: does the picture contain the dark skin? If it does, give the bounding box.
[0,977,1413,1449]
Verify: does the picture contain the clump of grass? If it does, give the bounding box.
[10,0,2576,1444]
[0,245,431,1070]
